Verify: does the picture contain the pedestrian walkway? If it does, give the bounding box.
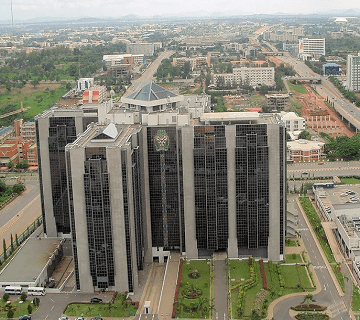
[213,252,228,320]
[158,252,180,318]
[137,262,166,315]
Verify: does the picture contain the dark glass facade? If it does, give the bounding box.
[235,124,269,251]
[48,117,78,233]
[131,145,145,270]
[35,120,46,234]
[147,127,185,250]
[84,148,115,288]
[194,126,228,252]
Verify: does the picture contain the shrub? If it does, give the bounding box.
[20,292,27,301]
[7,309,14,318]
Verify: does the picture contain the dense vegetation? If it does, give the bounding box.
[0,43,126,90]
[274,63,295,91]
[326,35,360,54]
[323,134,360,160]
[155,58,191,81]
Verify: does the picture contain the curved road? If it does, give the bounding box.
[273,195,351,320]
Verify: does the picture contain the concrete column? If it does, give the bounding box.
[107,147,133,292]
[37,117,57,237]
[267,124,283,262]
[225,125,238,258]
[182,126,198,259]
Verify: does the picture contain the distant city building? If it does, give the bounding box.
[14,119,36,143]
[347,53,360,92]
[282,43,299,56]
[265,94,290,111]
[278,111,306,133]
[172,56,210,70]
[213,67,275,88]
[102,54,144,70]
[323,63,340,75]
[77,78,94,91]
[126,42,162,55]
[287,139,325,162]
[82,86,107,104]
[299,38,325,60]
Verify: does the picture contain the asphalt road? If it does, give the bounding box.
[287,160,360,179]
[0,179,40,247]
[273,194,350,320]
[125,50,174,96]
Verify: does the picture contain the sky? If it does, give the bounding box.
[1,0,360,21]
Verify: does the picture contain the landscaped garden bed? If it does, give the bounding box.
[173,259,212,318]
[228,258,315,319]
[64,292,137,318]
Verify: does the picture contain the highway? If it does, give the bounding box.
[125,50,174,96]
[277,51,360,132]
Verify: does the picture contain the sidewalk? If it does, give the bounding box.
[158,252,180,317]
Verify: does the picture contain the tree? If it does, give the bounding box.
[7,159,14,170]
[27,304,33,314]
[30,78,39,88]
[6,309,14,319]
[15,234,18,247]
[10,234,13,253]
[3,239,7,260]
[20,292,27,302]
[2,293,9,302]
[298,130,312,140]
[12,183,24,194]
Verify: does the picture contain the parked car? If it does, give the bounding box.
[59,317,71,320]
[340,193,347,196]
[19,316,31,320]
[90,318,103,320]
[90,297,103,303]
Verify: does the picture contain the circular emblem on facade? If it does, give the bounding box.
[154,129,169,151]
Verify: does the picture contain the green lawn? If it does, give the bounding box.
[249,94,265,104]
[65,293,136,318]
[228,259,314,319]
[331,264,345,292]
[229,259,251,282]
[0,297,38,318]
[341,177,360,184]
[352,284,360,311]
[176,260,211,318]
[284,254,303,264]
[286,238,299,247]
[287,81,307,94]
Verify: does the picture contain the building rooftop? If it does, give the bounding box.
[126,82,177,102]
[0,238,62,284]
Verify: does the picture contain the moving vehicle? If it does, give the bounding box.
[5,286,23,295]
[27,287,46,296]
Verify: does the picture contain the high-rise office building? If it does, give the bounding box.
[347,53,360,92]
[298,38,325,59]
[36,83,286,293]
